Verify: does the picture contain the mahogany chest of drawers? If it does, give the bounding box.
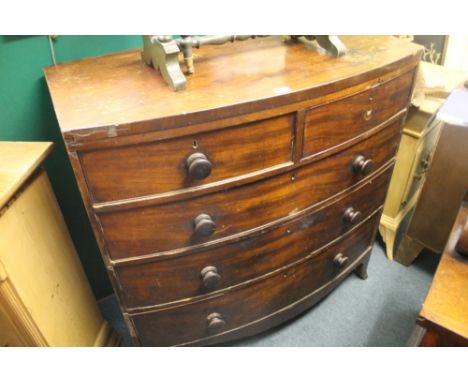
[45,36,422,346]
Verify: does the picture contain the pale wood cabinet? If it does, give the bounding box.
[379,107,442,260]
[379,62,468,261]
[0,142,119,346]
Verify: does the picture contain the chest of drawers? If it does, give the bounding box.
[45,36,421,346]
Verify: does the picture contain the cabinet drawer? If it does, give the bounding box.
[303,70,414,158]
[116,165,392,309]
[81,114,294,202]
[99,118,402,259]
[130,215,378,346]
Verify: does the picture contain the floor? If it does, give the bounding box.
[98,241,440,347]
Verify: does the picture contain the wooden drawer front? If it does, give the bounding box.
[401,122,441,208]
[81,114,294,202]
[130,215,378,346]
[100,119,402,260]
[116,165,392,308]
[303,70,414,158]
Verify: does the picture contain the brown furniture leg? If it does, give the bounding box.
[395,234,424,266]
[355,252,371,279]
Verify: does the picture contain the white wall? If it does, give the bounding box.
[444,35,468,70]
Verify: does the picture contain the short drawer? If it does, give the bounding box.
[99,118,402,259]
[130,214,378,346]
[303,70,414,158]
[81,114,294,202]
[115,165,392,308]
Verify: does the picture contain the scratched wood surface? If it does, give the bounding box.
[44,36,422,346]
[115,166,392,309]
[131,217,378,346]
[303,69,414,157]
[81,114,294,202]
[44,36,421,140]
[99,119,402,259]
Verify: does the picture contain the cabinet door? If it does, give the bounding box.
[400,121,441,209]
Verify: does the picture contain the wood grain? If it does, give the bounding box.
[44,36,422,346]
[98,118,402,259]
[115,166,392,309]
[81,114,294,202]
[44,36,421,142]
[303,70,414,157]
[130,216,378,346]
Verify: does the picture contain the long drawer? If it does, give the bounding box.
[115,164,392,309]
[81,114,294,202]
[130,214,378,346]
[303,70,414,158]
[98,118,402,259]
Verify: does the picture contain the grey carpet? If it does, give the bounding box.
[98,241,439,347]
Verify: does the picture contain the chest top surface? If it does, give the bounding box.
[44,36,421,137]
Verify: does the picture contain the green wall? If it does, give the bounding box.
[0,36,143,298]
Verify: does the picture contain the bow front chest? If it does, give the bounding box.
[45,36,421,346]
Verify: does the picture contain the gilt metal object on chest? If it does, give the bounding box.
[142,35,348,91]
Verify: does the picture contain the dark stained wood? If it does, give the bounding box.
[303,69,415,158]
[81,114,294,202]
[44,36,421,142]
[44,36,422,346]
[161,248,374,346]
[131,216,378,346]
[99,119,402,259]
[115,166,392,309]
[93,111,405,214]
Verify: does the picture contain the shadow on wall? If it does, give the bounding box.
[0,35,143,299]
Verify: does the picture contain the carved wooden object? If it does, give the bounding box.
[142,35,347,90]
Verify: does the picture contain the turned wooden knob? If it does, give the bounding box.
[200,266,221,289]
[206,312,225,333]
[186,152,212,180]
[333,253,349,267]
[343,207,362,225]
[193,213,216,237]
[353,155,373,175]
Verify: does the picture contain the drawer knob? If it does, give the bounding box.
[193,213,216,237]
[206,312,225,333]
[334,253,349,268]
[200,266,221,289]
[343,207,362,225]
[186,152,212,180]
[353,155,373,175]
